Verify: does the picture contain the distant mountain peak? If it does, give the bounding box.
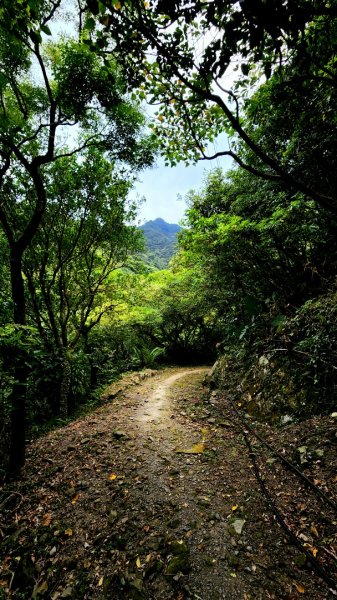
[141,217,181,233]
[139,218,181,269]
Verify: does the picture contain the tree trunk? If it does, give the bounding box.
[90,360,98,388]
[8,250,27,476]
[83,333,98,388]
[59,352,71,420]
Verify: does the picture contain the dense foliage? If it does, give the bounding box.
[0,0,153,474]
[1,0,337,477]
[178,168,337,420]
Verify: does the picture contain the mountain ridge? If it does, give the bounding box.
[139,217,181,269]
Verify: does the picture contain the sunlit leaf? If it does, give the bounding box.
[109,473,117,480]
[296,584,305,594]
[71,493,79,504]
[136,556,141,568]
[176,443,205,454]
[64,528,73,536]
[98,576,104,586]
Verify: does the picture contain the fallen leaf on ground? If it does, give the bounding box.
[295,583,305,593]
[109,473,117,480]
[42,513,52,526]
[310,525,319,537]
[175,443,205,454]
[64,528,73,536]
[71,493,79,504]
[32,580,48,598]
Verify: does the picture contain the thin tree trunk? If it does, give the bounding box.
[59,352,71,419]
[83,332,98,388]
[90,360,98,388]
[8,250,27,475]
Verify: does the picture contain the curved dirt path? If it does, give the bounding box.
[136,369,207,425]
[0,367,332,599]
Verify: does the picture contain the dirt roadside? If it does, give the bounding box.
[0,367,336,599]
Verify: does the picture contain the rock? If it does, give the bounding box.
[203,361,218,388]
[113,430,128,440]
[65,486,76,498]
[226,553,240,567]
[80,437,91,445]
[146,536,161,551]
[165,554,190,575]
[196,495,211,507]
[169,539,190,556]
[232,519,246,535]
[108,388,123,399]
[108,510,118,525]
[168,517,180,529]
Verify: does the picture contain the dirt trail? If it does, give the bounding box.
[0,367,335,599]
[136,369,207,425]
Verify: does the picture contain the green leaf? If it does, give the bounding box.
[41,24,52,36]
[84,17,96,31]
[30,29,42,45]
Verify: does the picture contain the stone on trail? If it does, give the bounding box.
[113,430,128,440]
[231,519,246,535]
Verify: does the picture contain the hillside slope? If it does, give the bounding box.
[139,217,181,269]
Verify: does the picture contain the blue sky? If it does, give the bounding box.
[132,154,233,225]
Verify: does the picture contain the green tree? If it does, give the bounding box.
[117,267,220,363]
[0,0,152,473]
[181,167,337,347]
[22,149,143,418]
[89,0,337,213]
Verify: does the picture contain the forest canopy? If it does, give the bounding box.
[1,0,337,479]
